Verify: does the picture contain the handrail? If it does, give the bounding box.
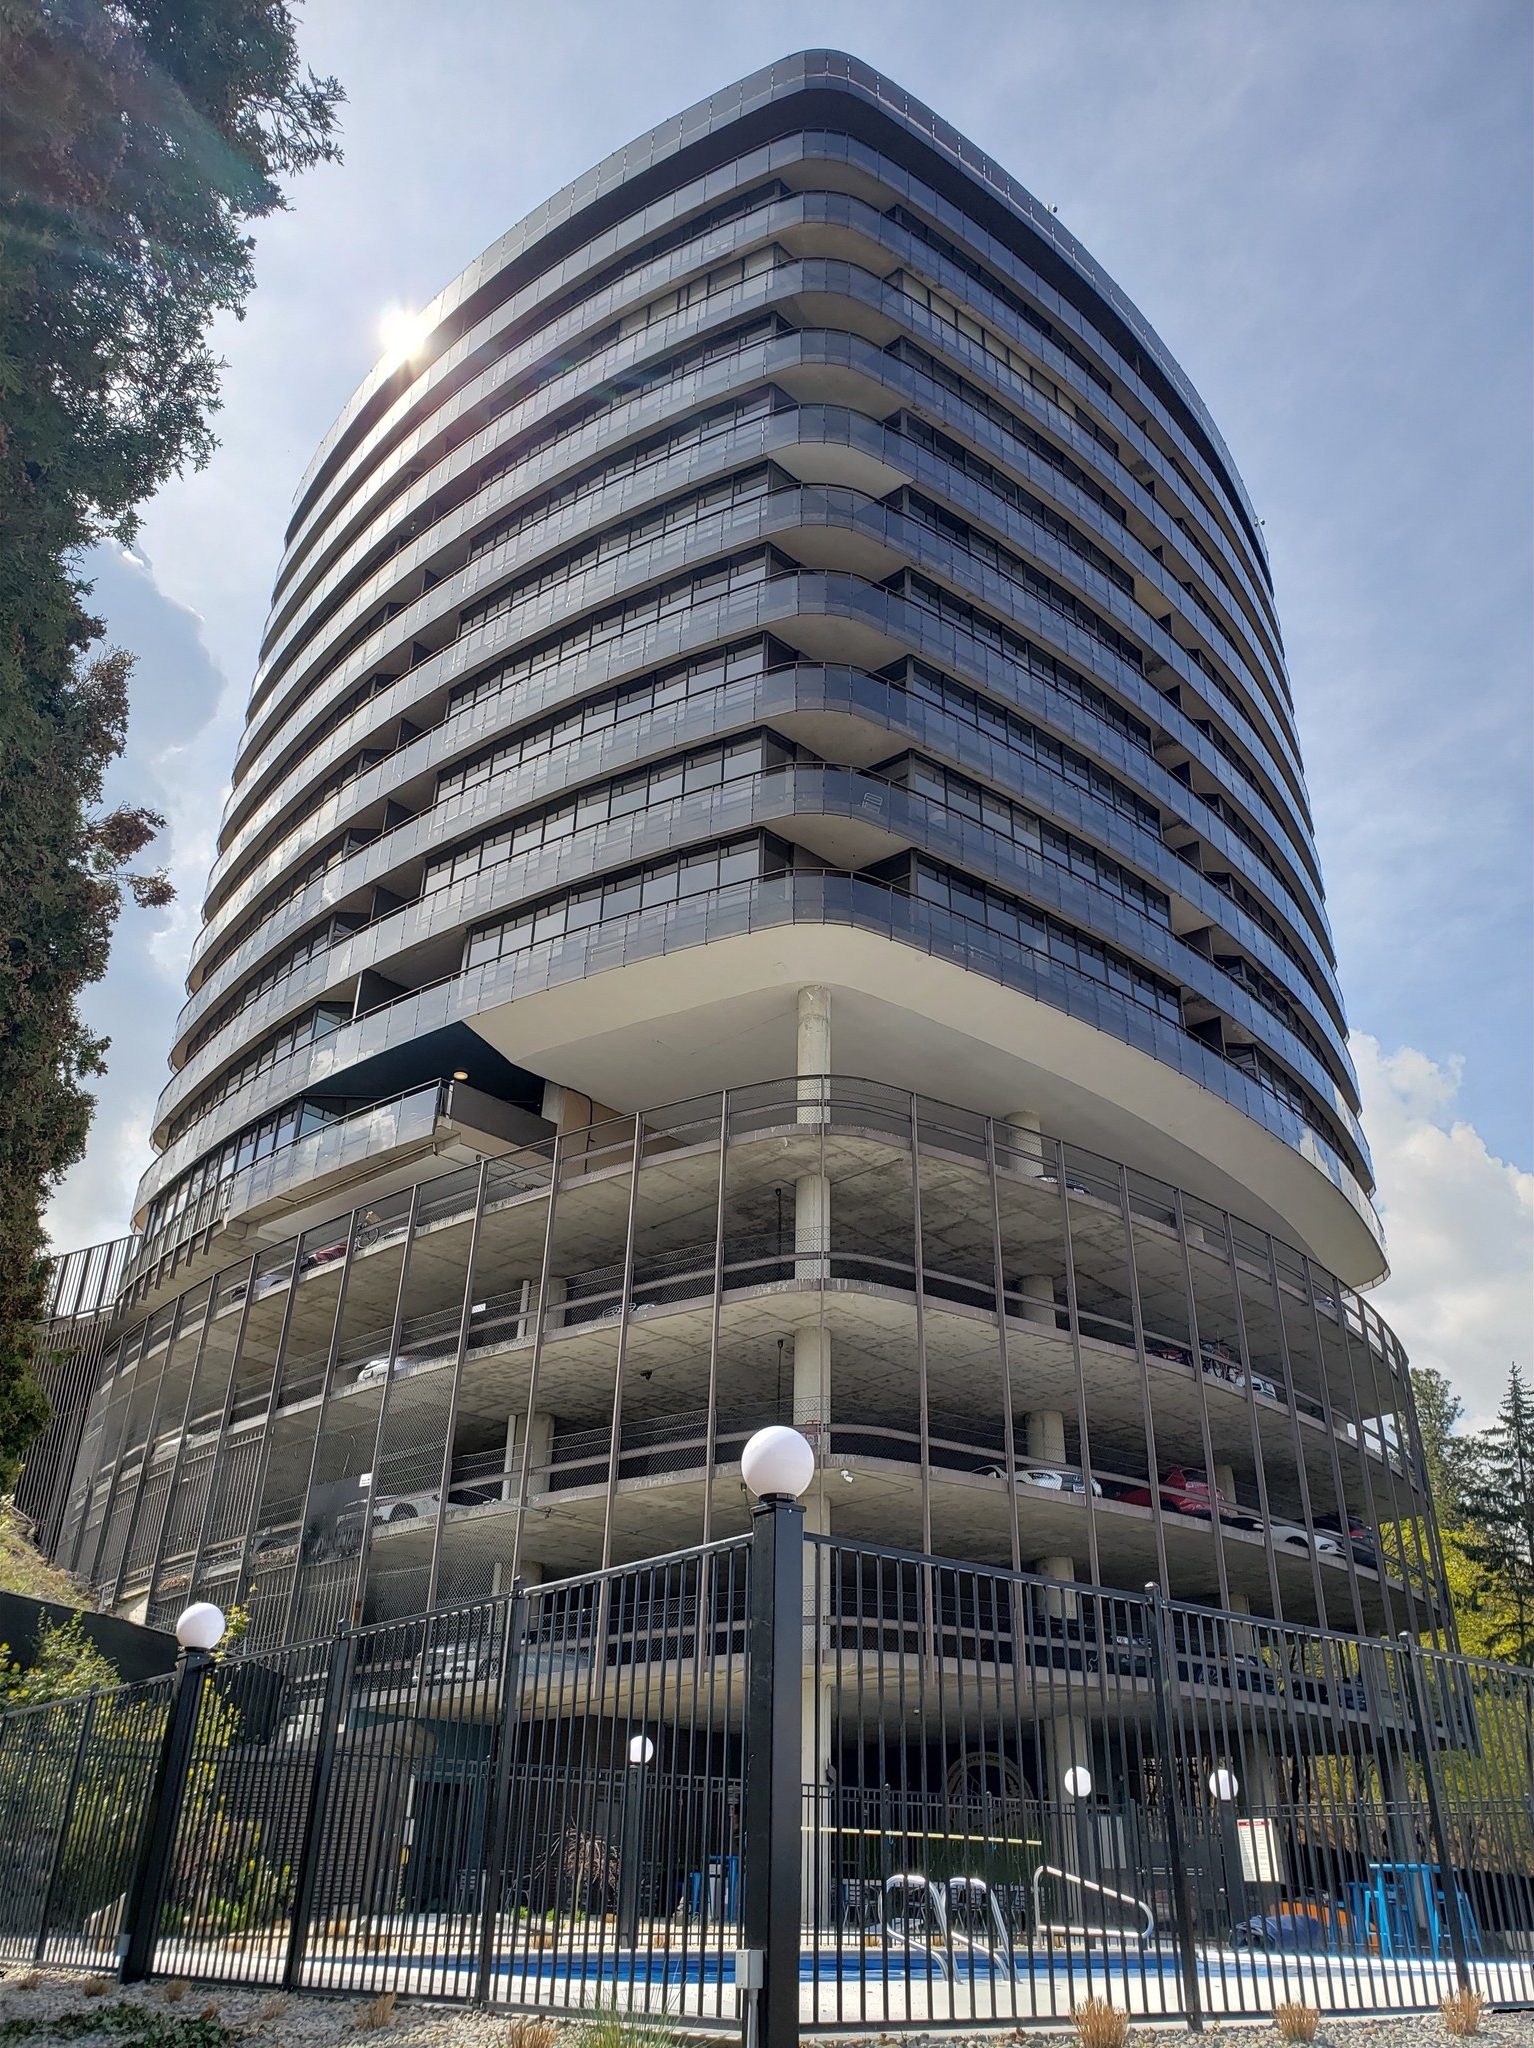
[1029,1863,1155,1944]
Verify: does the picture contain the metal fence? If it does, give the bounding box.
[0,1509,1530,2036]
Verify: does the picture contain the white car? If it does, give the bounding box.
[1266,1519,1345,1556]
[372,1490,440,1525]
[977,1465,1103,1496]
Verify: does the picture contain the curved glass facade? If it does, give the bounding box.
[47,52,1438,1645]
[58,1079,1442,1649]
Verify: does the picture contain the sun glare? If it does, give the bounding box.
[378,304,430,368]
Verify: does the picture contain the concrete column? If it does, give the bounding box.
[511,1409,553,1500]
[1026,1411,1067,1464]
[1006,1107,1046,1179]
[794,1169,831,1285]
[1042,1710,1095,1883]
[1214,1462,1237,1506]
[1021,1274,1059,1329]
[797,985,831,1126]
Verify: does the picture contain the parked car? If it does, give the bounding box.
[1119,1467,1234,1519]
[372,1489,439,1524]
[1264,1518,1345,1557]
[976,1465,1103,1496]
[1312,1511,1379,1568]
[1176,1648,1278,1696]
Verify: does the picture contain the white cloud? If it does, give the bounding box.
[44,1098,154,1256]
[1358,1035,1534,1429]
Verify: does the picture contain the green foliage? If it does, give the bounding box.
[575,2004,679,2048]
[0,1505,92,1606]
[0,0,343,1486]
[1456,1363,1534,1665]
[160,1809,291,1936]
[1410,1364,1528,1660]
[0,1615,117,1707]
[0,1999,235,2044]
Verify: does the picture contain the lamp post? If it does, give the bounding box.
[617,1731,655,1949]
[1063,1763,1094,1896]
[1209,1764,1241,1932]
[121,1604,227,1981]
[741,1425,813,2048]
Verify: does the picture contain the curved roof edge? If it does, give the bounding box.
[292,50,1267,566]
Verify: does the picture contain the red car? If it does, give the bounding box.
[1119,1467,1234,1520]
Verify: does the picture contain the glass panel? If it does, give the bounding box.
[118,1281,214,1604]
[916,1100,1009,1566]
[828,1088,922,1550]
[192,1235,301,1611]
[525,1114,637,1583]
[602,1096,723,1565]
[149,1259,254,1627]
[242,1218,355,1647]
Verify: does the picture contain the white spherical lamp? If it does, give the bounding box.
[628,1733,656,1765]
[1063,1765,1093,1800]
[740,1425,815,1501]
[175,1602,227,1653]
[1209,1766,1240,1803]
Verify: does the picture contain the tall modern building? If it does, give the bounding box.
[47,53,1447,1652]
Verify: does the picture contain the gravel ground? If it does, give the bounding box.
[0,1972,1527,2046]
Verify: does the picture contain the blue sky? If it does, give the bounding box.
[49,0,1532,1422]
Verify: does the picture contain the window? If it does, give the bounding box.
[463,834,788,971]
[899,570,1153,750]
[425,732,789,895]
[901,490,1144,669]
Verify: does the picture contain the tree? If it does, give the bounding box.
[0,1612,118,1706]
[1409,1364,1522,1660]
[1458,1364,1534,1665]
[0,0,343,1482]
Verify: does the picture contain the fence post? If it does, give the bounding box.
[282,1623,355,1991]
[119,1648,212,1983]
[34,1692,99,1961]
[743,1496,804,2048]
[1398,1632,1474,1992]
[475,1587,529,2005]
[1143,1584,1203,2032]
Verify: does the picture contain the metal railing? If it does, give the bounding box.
[4,1529,1529,2032]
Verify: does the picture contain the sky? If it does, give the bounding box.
[45,0,1532,1428]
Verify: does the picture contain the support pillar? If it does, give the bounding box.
[1026,1410,1067,1464]
[1006,1107,1046,1179]
[796,985,832,1094]
[505,1409,554,1500]
[1021,1274,1059,1329]
[1042,1710,1095,1887]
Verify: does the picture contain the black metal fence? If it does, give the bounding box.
[0,1510,1531,2037]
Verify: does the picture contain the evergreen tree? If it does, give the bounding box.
[0,1,342,1482]
[1458,1364,1534,1665]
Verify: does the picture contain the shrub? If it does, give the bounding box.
[162,1981,189,2003]
[1072,2000,1129,2048]
[1274,2005,1320,2043]
[355,1990,399,2031]
[1442,1987,1487,2037]
[504,2021,559,2048]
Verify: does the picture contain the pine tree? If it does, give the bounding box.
[1458,1365,1534,1664]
